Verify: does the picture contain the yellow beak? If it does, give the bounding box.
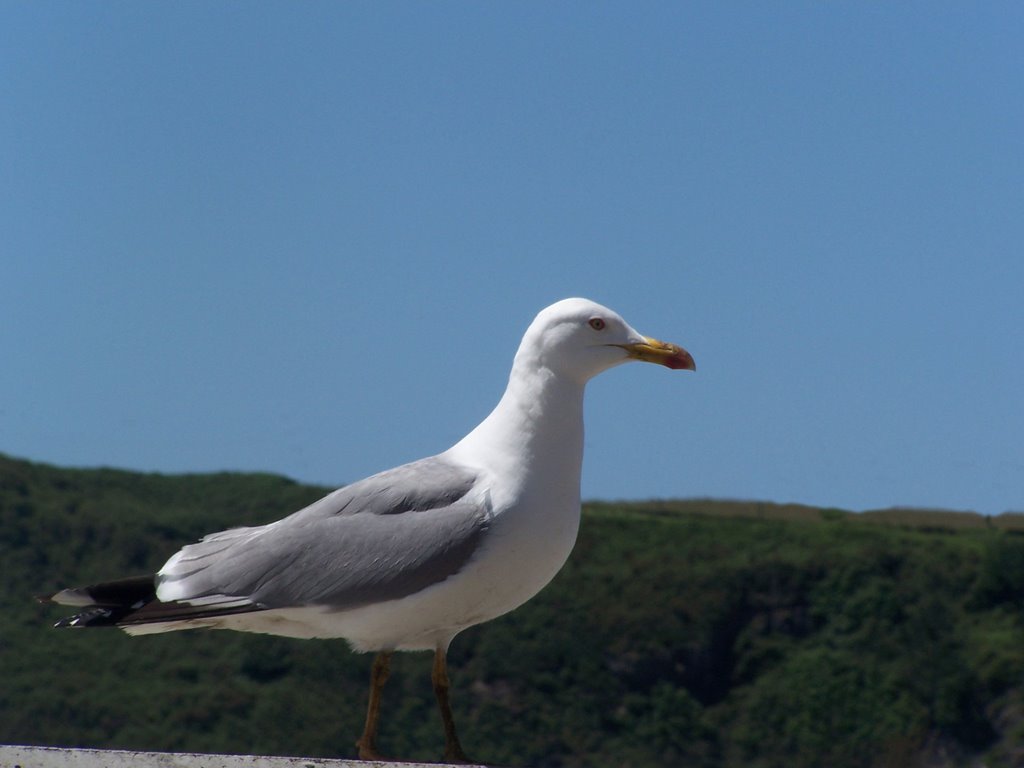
[615,337,696,371]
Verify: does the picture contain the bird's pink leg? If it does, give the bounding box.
[433,646,472,764]
[356,651,392,760]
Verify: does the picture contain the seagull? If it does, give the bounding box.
[41,298,695,763]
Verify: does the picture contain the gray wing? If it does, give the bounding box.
[157,456,489,611]
[288,454,481,522]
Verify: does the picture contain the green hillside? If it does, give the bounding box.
[1,453,1022,767]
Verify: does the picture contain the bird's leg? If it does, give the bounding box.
[432,646,471,764]
[356,651,392,760]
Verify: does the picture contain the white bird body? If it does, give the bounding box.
[137,301,596,651]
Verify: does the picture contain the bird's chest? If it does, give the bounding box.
[463,476,582,617]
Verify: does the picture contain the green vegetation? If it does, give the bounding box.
[2,452,1022,767]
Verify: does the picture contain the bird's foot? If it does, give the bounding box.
[355,738,387,762]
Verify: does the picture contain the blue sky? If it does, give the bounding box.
[2,3,1021,514]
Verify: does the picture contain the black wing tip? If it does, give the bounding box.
[48,597,268,631]
[53,607,121,628]
[39,575,159,628]
[41,574,268,631]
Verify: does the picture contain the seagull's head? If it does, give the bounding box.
[517,298,696,383]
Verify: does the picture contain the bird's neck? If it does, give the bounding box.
[447,358,586,491]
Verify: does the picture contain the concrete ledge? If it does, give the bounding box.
[0,745,488,768]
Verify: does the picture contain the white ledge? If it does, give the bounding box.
[0,745,491,768]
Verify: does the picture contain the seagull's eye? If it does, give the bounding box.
[588,318,606,331]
